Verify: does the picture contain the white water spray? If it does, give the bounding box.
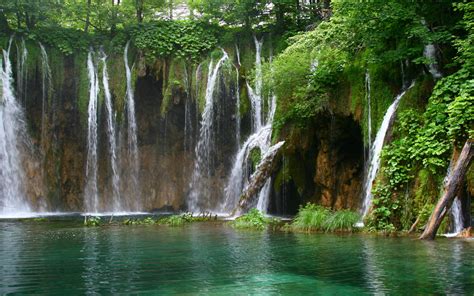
[101,53,122,212]
[124,41,141,211]
[84,51,100,213]
[0,39,31,215]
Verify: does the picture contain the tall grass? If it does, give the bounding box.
[290,203,360,233]
[229,209,281,230]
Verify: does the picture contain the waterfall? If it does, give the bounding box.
[188,50,229,212]
[366,71,372,155]
[222,37,280,214]
[246,37,264,131]
[443,161,464,236]
[421,19,442,80]
[101,53,122,212]
[84,51,100,213]
[0,39,31,215]
[39,43,52,153]
[124,41,141,211]
[451,198,464,234]
[360,83,414,219]
[15,38,28,104]
[423,44,442,79]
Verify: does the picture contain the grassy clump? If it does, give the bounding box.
[157,213,213,227]
[289,203,360,233]
[229,209,279,230]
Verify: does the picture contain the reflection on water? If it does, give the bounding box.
[0,221,473,294]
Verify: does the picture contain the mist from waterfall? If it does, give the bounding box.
[84,51,100,213]
[0,39,31,216]
[124,41,141,211]
[188,50,229,212]
[360,83,414,219]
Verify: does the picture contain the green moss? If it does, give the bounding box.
[161,59,187,117]
[249,147,261,170]
[75,53,89,125]
[239,80,250,118]
[108,54,127,124]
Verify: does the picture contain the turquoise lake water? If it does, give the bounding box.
[0,220,472,294]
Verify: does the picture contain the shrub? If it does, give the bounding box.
[229,209,275,230]
[123,217,156,225]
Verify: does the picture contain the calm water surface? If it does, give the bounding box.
[0,220,472,295]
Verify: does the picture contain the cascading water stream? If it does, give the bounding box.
[39,43,52,154]
[0,39,31,216]
[421,19,442,80]
[188,50,229,212]
[84,51,100,213]
[451,198,464,234]
[360,83,414,220]
[15,38,28,104]
[442,161,464,236]
[101,53,122,212]
[246,36,264,131]
[124,41,141,211]
[222,37,281,214]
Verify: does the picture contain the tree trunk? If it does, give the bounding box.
[169,0,173,20]
[420,139,473,240]
[237,142,285,214]
[136,0,144,23]
[84,0,92,33]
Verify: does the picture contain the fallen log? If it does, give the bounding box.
[236,141,285,214]
[420,139,473,240]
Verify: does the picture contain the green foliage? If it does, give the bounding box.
[131,21,218,62]
[290,203,360,233]
[84,216,101,227]
[291,203,330,232]
[249,148,261,171]
[32,27,89,55]
[229,209,275,230]
[366,185,399,233]
[157,213,213,226]
[123,217,156,225]
[324,210,360,233]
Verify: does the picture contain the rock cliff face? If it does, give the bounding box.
[269,114,364,215]
[15,43,365,214]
